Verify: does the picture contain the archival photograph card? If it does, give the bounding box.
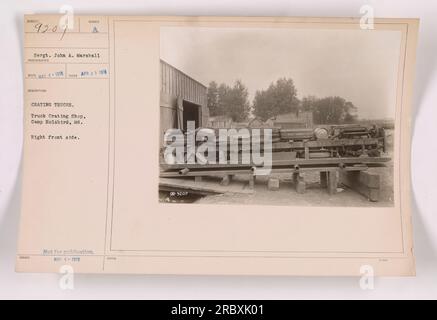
[17,16,418,275]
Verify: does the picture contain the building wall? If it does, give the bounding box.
[159,60,209,143]
[161,60,207,107]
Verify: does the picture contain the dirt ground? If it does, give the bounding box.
[195,166,392,207]
[194,130,395,207]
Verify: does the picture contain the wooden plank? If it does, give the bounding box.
[160,169,251,177]
[161,157,391,170]
[342,165,369,171]
[272,142,292,149]
[272,151,296,161]
[159,178,253,195]
[269,166,368,174]
[290,138,379,148]
[160,164,374,178]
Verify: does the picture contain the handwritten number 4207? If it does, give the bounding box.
[34,23,68,40]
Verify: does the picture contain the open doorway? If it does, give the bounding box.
[182,100,201,131]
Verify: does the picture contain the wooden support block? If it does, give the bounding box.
[365,188,380,202]
[358,171,380,189]
[320,171,328,188]
[292,172,306,194]
[296,177,306,194]
[327,171,338,195]
[339,171,380,202]
[220,175,231,186]
[248,174,255,189]
[267,178,280,191]
[194,176,202,183]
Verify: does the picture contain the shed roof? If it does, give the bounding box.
[160,59,207,89]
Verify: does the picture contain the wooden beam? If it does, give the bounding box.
[320,171,328,188]
[159,178,253,195]
[248,173,255,189]
[340,171,380,201]
[293,172,306,194]
[327,170,338,195]
[161,156,391,171]
[290,138,379,148]
[160,165,371,178]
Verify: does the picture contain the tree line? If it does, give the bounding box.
[207,78,357,124]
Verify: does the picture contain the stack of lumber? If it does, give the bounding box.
[279,129,314,141]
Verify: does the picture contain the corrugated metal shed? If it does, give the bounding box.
[160,60,209,144]
[160,60,207,107]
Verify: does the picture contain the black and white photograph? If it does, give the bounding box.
[6,0,437,301]
[159,26,399,206]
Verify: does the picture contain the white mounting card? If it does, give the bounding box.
[17,15,418,275]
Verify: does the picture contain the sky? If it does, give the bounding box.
[160,26,402,120]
